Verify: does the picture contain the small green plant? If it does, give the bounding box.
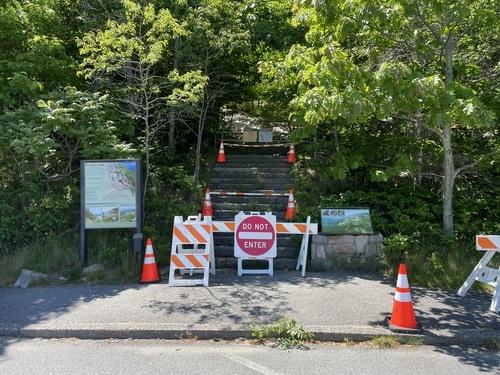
[370,336,401,349]
[251,318,314,349]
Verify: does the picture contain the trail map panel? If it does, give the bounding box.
[83,160,139,229]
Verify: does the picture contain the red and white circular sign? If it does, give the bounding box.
[234,214,277,258]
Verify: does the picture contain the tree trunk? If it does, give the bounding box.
[442,125,455,236]
[415,112,423,186]
[143,107,150,224]
[168,36,181,152]
[442,35,457,236]
[333,122,339,152]
[193,91,208,181]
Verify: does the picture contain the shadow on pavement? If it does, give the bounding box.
[143,272,368,325]
[0,285,139,357]
[433,345,499,373]
[369,286,499,372]
[413,289,499,373]
[144,282,290,325]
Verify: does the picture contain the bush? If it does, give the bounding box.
[251,318,314,349]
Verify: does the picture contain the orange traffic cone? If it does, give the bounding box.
[388,264,421,332]
[140,239,160,284]
[217,141,226,163]
[202,188,213,217]
[287,144,296,164]
[285,190,296,221]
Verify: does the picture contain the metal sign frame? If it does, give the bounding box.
[80,159,143,265]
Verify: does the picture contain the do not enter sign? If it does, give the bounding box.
[234,212,277,258]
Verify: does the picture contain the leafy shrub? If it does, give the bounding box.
[251,318,314,349]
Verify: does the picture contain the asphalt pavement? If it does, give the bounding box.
[0,272,498,345]
[0,338,498,375]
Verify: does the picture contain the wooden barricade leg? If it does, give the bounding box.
[492,275,499,312]
[296,216,311,277]
[204,216,216,275]
[458,251,495,296]
[457,251,499,312]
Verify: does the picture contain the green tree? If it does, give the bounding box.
[261,0,498,235]
[78,0,207,201]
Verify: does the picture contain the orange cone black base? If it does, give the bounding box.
[217,141,226,163]
[140,239,161,284]
[202,188,213,217]
[387,264,422,333]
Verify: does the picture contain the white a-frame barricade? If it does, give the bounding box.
[168,216,214,287]
[210,215,318,277]
[234,212,277,276]
[458,235,500,312]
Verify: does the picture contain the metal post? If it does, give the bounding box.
[80,160,87,266]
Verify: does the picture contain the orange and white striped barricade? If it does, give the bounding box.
[211,216,318,277]
[458,235,500,312]
[179,215,216,277]
[275,217,318,277]
[168,216,213,287]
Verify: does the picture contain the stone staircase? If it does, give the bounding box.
[209,149,298,270]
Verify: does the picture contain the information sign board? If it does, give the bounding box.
[83,160,139,229]
[320,208,373,235]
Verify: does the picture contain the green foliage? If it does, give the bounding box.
[370,336,401,349]
[0,0,497,285]
[251,318,314,349]
[0,234,81,286]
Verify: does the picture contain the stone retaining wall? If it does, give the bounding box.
[310,233,384,271]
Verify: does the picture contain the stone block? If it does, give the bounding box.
[354,235,369,252]
[328,235,355,245]
[311,259,335,271]
[312,244,326,259]
[368,233,383,244]
[82,263,105,275]
[13,269,48,288]
[365,243,379,257]
[312,234,328,244]
[332,243,356,255]
[325,244,336,258]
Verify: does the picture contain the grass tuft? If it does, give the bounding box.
[370,336,401,349]
[251,318,314,349]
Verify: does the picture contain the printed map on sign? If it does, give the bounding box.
[84,161,138,229]
[234,213,277,258]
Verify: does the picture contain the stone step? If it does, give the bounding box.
[211,196,289,204]
[214,166,291,173]
[212,202,286,211]
[211,171,290,178]
[215,257,297,270]
[223,146,288,156]
[210,177,290,184]
[210,183,292,190]
[225,155,287,161]
[226,154,286,159]
[214,211,287,221]
[216,164,290,170]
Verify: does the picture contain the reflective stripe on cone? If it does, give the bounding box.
[388,263,421,333]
